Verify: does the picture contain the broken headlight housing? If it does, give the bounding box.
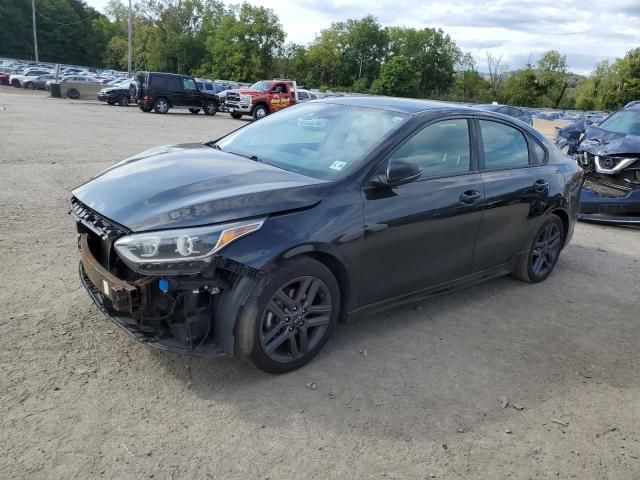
[114,218,265,275]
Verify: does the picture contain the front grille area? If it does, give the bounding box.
[70,197,128,239]
[583,179,630,198]
[226,92,240,102]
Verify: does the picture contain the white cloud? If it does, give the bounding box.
[84,0,640,74]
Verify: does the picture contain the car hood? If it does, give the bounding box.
[72,144,329,232]
[556,120,640,156]
[229,89,264,96]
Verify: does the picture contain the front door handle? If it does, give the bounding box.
[533,179,549,192]
[459,190,482,204]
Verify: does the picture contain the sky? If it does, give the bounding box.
[83,0,640,75]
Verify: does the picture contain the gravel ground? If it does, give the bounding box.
[1,87,639,480]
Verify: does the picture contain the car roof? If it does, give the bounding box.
[314,96,477,114]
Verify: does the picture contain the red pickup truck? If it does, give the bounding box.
[225,79,298,120]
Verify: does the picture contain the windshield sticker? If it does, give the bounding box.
[330,161,347,171]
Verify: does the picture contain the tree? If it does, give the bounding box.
[341,16,387,86]
[370,56,418,97]
[387,27,461,97]
[536,50,569,108]
[199,3,284,81]
[616,47,640,106]
[486,52,508,99]
[501,65,541,107]
[451,53,490,102]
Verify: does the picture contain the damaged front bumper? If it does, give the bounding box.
[78,233,244,358]
[579,176,640,226]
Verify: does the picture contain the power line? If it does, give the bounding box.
[33,5,96,26]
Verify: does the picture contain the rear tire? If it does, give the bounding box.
[203,100,217,116]
[230,112,243,119]
[512,215,564,283]
[153,97,169,114]
[25,82,35,90]
[236,257,340,373]
[67,88,80,99]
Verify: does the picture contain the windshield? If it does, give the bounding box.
[250,81,273,91]
[215,103,409,180]
[598,110,640,136]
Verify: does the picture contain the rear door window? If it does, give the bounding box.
[183,78,197,91]
[479,120,530,169]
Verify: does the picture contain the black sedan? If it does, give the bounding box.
[98,81,132,106]
[70,97,581,373]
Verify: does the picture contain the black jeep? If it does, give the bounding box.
[130,72,219,115]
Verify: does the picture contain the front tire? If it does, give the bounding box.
[230,112,243,119]
[25,82,35,90]
[153,97,169,114]
[236,257,340,373]
[512,216,564,283]
[67,88,80,99]
[252,104,268,120]
[118,94,130,106]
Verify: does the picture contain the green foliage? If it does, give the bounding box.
[2,2,639,112]
[370,56,418,97]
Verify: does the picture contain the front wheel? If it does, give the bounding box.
[118,94,130,106]
[25,82,35,90]
[236,257,340,373]
[230,112,243,119]
[252,104,268,120]
[512,216,564,283]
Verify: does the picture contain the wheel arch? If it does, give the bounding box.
[550,208,570,247]
[251,101,269,114]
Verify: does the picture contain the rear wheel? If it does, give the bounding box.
[236,257,340,373]
[67,88,80,99]
[203,100,217,116]
[153,97,169,114]
[25,82,35,90]
[512,216,564,283]
[230,112,243,119]
[118,94,129,106]
[189,108,201,114]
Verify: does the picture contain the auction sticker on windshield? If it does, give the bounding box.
[330,161,347,171]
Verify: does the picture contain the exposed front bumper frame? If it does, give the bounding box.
[78,235,231,358]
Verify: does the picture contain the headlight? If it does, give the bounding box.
[240,94,251,103]
[114,218,265,275]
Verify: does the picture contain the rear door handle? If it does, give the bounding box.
[459,190,482,204]
[533,179,549,192]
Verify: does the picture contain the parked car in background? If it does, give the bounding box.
[130,71,220,115]
[297,88,319,102]
[71,97,580,373]
[23,74,55,90]
[9,68,52,87]
[0,72,10,85]
[98,80,133,106]
[225,79,298,120]
[475,104,533,125]
[556,100,640,226]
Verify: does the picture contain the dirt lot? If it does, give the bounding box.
[1,87,639,480]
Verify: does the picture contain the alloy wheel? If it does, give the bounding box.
[531,223,561,276]
[259,276,332,363]
[255,107,266,119]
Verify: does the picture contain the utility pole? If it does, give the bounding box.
[127,0,132,75]
[32,0,39,63]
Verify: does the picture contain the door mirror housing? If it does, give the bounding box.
[371,159,422,187]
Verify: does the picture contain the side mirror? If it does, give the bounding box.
[371,159,422,187]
